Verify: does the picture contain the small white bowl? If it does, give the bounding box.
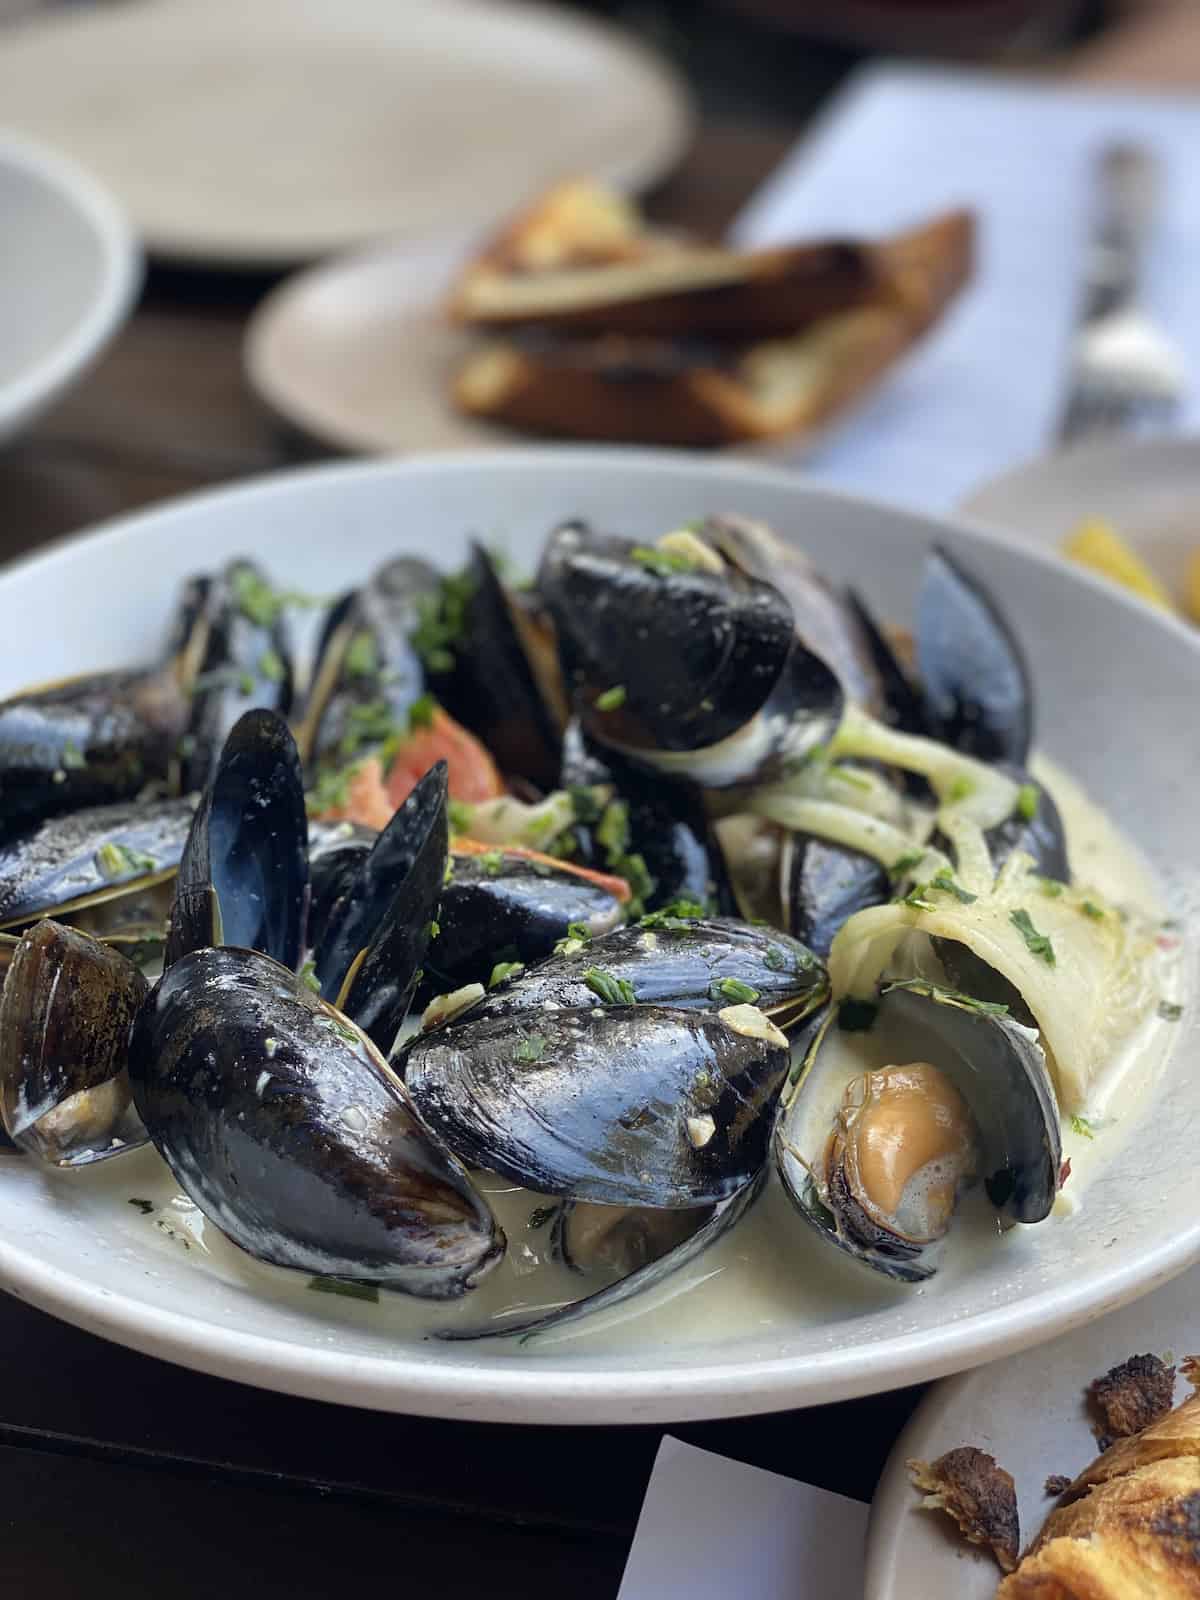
[0,132,141,441]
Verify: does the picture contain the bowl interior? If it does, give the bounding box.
[1,449,1196,1422]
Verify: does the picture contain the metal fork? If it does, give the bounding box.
[1056,142,1187,447]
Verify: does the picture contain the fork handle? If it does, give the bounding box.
[1089,142,1159,318]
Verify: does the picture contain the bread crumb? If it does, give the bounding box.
[1090,1352,1176,1447]
[908,1446,1019,1573]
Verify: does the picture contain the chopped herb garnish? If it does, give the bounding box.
[190,665,257,699]
[305,761,360,816]
[407,693,436,730]
[710,977,761,1005]
[299,959,321,993]
[630,544,696,576]
[1069,1114,1095,1140]
[583,968,637,1005]
[338,698,404,762]
[479,851,504,877]
[61,740,86,770]
[594,685,626,712]
[258,647,285,683]
[616,852,654,915]
[443,857,455,886]
[447,800,472,833]
[837,997,878,1033]
[545,828,578,860]
[931,869,977,904]
[343,630,379,680]
[94,841,158,881]
[882,978,1010,1017]
[568,785,603,826]
[526,1205,558,1232]
[488,960,525,988]
[1040,877,1065,898]
[411,569,476,675]
[1159,1000,1184,1022]
[639,897,707,929]
[889,849,925,880]
[901,883,935,912]
[553,921,593,957]
[595,800,630,859]
[946,774,975,804]
[307,1277,380,1304]
[1010,908,1056,966]
[127,1198,155,1215]
[426,920,441,940]
[1080,900,1105,921]
[763,944,789,972]
[515,1033,548,1064]
[228,566,320,628]
[1016,783,1040,822]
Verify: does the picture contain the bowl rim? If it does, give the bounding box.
[0,131,142,432]
[2,445,1197,1422]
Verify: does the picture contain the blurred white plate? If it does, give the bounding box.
[963,435,1200,604]
[0,0,692,267]
[0,133,140,442]
[865,1264,1199,1599]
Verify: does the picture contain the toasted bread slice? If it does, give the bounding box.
[452,210,973,447]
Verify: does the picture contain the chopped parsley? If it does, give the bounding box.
[901,883,936,912]
[1040,877,1065,899]
[1010,908,1056,966]
[411,569,476,675]
[94,841,158,881]
[1159,1000,1184,1022]
[567,785,604,826]
[514,1032,548,1064]
[553,922,593,957]
[299,959,321,993]
[305,761,361,816]
[583,968,637,1005]
[257,647,285,683]
[837,997,878,1033]
[338,698,403,762]
[407,693,436,730]
[889,849,925,880]
[447,800,473,833]
[60,740,86,770]
[594,685,626,712]
[1080,900,1105,921]
[947,774,975,803]
[630,544,695,576]
[639,897,707,928]
[307,1277,379,1304]
[710,977,760,1005]
[488,960,524,988]
[595,800,630,859]
[343,630,379,680]
[478,851,504,877]
[1069,1114,1095,1140]
[425,920,441,940]
[1016,783,1040,822]
[931,869,977,904]
[882,978,1010,1017]
[762,944,789,972]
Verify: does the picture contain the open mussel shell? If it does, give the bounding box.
[403,1001,790,1206]
[129,945,502,1296]
[538,520,805,753]
[916,546,1032,766]
[166,709,309,970]
[317,762,449,1053]
[307,819,378,946]
[775,981,1061,1282]
[0,920,149,1167]
[424,543,566,791]
[441,1178,761,1344]
[0,796,195,932]
[779,833,891,960]
[416,851,625,1003]
[458,916,826,1032]
[0,668,190,843]
[300,556,436,769]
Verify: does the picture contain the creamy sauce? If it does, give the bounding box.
[78,756,1181,1354]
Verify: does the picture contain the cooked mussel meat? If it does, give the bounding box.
[129,945,501,1296]
[776,979,1061,1281]
[165,709,309,971]
[403,1001,790,1206]
[0,920,148,1166]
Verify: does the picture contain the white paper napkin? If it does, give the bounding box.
[733,64,1200,512]
[616,1438,867,1600]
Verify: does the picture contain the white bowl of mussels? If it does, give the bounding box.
[0,448,1194,1422]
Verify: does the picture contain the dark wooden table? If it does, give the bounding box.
[0,117,924,1598]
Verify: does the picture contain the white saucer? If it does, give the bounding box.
[866,1263,1199,1598]
[0,0,692,266]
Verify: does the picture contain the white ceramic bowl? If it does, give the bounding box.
[1,449,1196,1423]
[0,133,141,441]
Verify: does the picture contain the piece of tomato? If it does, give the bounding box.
[386,707,504,808]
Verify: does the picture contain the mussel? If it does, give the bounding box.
[130,946,501,1296]
[403,1000,790,1206]
[775,979,1061,1281]
[307,819,378,946]
[779,833,892,961]
[0,920,149,1166]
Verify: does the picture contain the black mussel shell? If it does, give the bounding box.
[844,590,929,738]
[166,710,309,970]
[984,767,1070,881]
[0,796,195,931]
[424,544,566,791]
[0,669,189,842]
[317,763,449,1053]
[306,820,378,953]
[416,851,625,1003]
[916,547,1032,765]
[129,946,501,1296]
[781,834,891,959]
[403,1003,790,1206]
[458,916,826,1031]
[0,920,148,1166]
[302,557,436,770]
[537,521,799,752]
[180,560,296,786]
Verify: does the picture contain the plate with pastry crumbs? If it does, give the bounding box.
[245,178,972,457]
[866,1262,1200,1597]
[963,433,1200,626]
